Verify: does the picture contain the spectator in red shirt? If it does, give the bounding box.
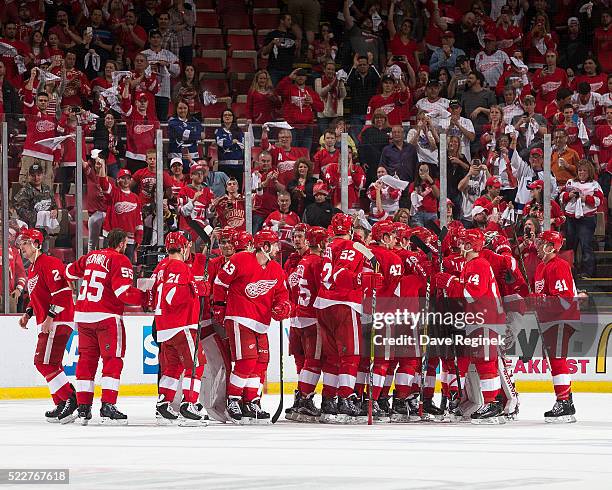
[365,74,410,126]
[260,127,310,186]
[177,164,215,242]
[0,21,32,87]
[276,68,324,151]
[322,150,365,210]
[166,157,187,203]
[386,1,420,73]
[594,10,612,74]
[247,69,280,127]
[495,5,523,56]
[570,57,609,95]
[312,129,339,177]
[533,50,568,113]
[252,150,284,233]
[114,9,147,63]
[51,50,91,109]
[84,151,108,252]
[262,190,301,248]
[48,9,81,50]
[523,14,557,70]
[409,162,440,227]
[131,148,173,205]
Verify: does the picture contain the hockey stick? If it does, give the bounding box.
[271,319,285,423]
[409,235,432,418]
[353,241,378,426]
[434,227,463,400]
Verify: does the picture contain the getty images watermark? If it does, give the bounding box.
[370,308,503,348]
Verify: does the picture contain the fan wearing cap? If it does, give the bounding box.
[522,179,565,230]
[495,6,523,56]
[177,163,215,241]
[262,190,301,248]
[532,230,579,422]
[16,227,77,423]
[447,55,472,99]
[167,156,187,201]
[473,176,510,217]
[277,68,324,150]
[438,99,475,161]
[131,149,174,205]
[532,51,569,111]
[475,33,510,88]
[212,229,290,423]
[12,162,59,231]
[302,182,342,228]
[508,137,559,211]
[429,30,466,75]
[414,78,450,127]
[365,74,410,126]
[97,162,144,257]
[434,228,507,424]
[120,80,160,173]
[423,0,462,52]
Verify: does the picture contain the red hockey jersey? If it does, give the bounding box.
[323,162,365,209]
[177,184,215,238]
[132,167,174,204]
[369,244,403,298]
[312,147,339,177]
[276,77,324,128]
[213,251,289,333]
[314,237,366,313]
[26,254,75,329]
[533,255,579,325]
[366,90,410,126]
[155,259,201,342]
[65,248,145,322]
[260,137,309,186]
[121,95,160,162]
[262,210,301,243]
[290,252,323,327]
[22,87,56,161]
[213,195,246,230]
[99,177,144,245]
[0,245,26,295]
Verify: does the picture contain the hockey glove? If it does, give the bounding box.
[271,301,291,321]
[433,272,454,291]
[360,272,384,290]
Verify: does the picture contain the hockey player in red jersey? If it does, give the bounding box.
[213,230,290,424]
[64,229,146,425]
[314,213,382,423]
[357,220,403,423]
[533,230,579,423]
[16,228,77,423]
[154,232,207,426]
[434,228,507,424]
[289,226,327,422]
[283,223,311,420]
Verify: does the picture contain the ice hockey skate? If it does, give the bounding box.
[57,392,78,425]
[471,402,506,425]
[45,401,65,423]
[155,396,179,426]
[178,402,207,427]
[319,396,339,424]
[336,395,361,424]
[241,400,271,425]
[544,397,576,424]
[390,396,409,423]
[99,402,128,426]
[296,394,320,423]
[285,390,302,421]
[226,397,243,424]
[421,398,445,422]
[75,404,92,426]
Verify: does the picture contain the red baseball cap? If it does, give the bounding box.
[484,32,497,41]
[117,169,132,179]
[442,30,454,38]
[486,176,501,188]
[528,179,544,190]
[136,92,148,102]
[530,148,544,157]
[190,164,204,175]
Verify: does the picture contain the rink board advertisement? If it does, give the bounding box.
[0,313,611,397]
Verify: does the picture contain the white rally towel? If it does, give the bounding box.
[35,210,60,234]
[111,70,132,86]
[379,174,409,190]
[35,134,76,151]
[336,68,348,82]
[202,90,217,106]
[262,121,294,131]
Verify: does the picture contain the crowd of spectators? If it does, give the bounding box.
[1,0,612,312]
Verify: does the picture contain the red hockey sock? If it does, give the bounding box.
[549,357,571,400]
[100,357,123,404]
[338,355,360,398]
[228,358,257,399]
[298,358,322,396]
[36,363,72,404]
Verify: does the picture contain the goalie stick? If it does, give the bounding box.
[271,319,285,423]
[353,241,379,426]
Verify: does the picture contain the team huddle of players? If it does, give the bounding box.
[16,211,579,426]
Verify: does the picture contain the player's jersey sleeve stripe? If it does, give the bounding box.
[65,265,79,280]
[165,286,176,305]
[50,287,71,296]
[214,276,229,288]
[114,284,131,297]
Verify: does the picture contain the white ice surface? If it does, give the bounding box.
[0,393,611,490]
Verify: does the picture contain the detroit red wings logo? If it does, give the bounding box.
[535,279,545,294]
[27,274,39,295]
[245,279,278,298]
[36,120,55,132]
[288,265,303,288]
[114,201,138,214]
[134,124,155,135]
